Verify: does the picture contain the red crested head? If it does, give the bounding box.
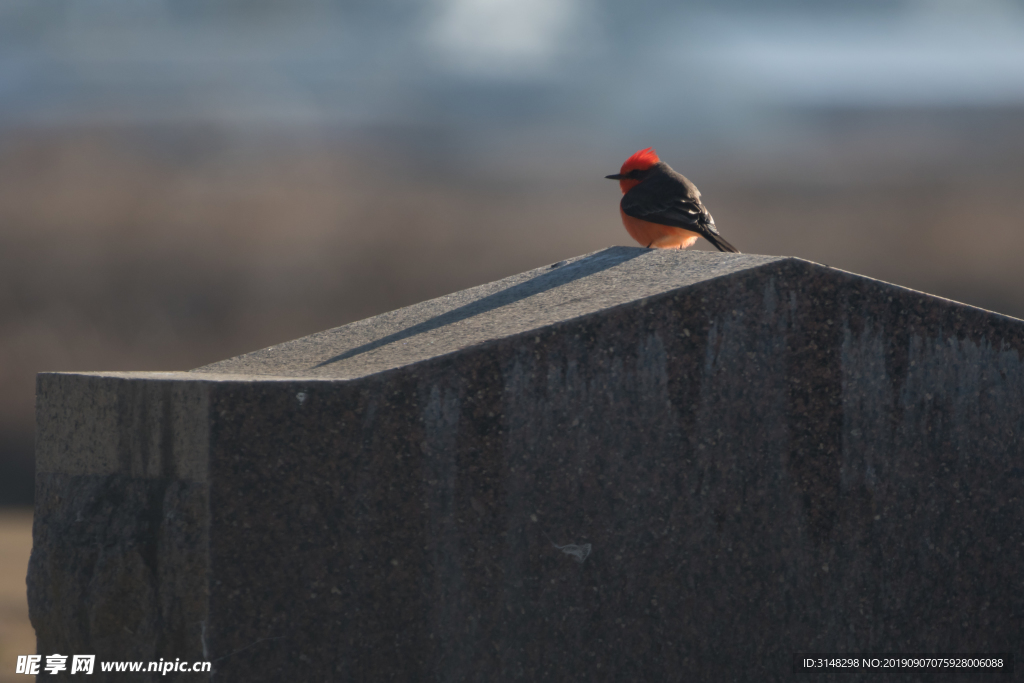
[620,147,660,174]
[607,147,661,194]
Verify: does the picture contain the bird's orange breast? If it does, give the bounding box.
[620,208,700,249]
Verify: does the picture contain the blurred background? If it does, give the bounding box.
[2,0,1024,672]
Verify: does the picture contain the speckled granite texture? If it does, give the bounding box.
[31,248,1024,682]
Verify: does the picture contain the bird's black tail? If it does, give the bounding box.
[705,233,740,253]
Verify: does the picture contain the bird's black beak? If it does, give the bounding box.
[605,173,624,180]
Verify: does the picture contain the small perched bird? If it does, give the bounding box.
[606,147,739,253]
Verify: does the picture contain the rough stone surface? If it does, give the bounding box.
[30,247,1024,681]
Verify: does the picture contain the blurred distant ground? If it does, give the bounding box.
[3,108,1024,503]
[0,509,33,683]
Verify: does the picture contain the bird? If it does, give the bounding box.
[605,147,739,253]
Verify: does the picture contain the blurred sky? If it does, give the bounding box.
[3,0,1024,148]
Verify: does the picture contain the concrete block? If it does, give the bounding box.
[30,247,1024,680]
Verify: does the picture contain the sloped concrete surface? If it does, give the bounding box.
[195,247,785,379]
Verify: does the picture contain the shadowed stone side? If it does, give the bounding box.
[30,374,210,681]
[30,248,1024,681]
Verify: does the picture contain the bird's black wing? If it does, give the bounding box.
[622,192,708,231]
[621,192,740,253]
